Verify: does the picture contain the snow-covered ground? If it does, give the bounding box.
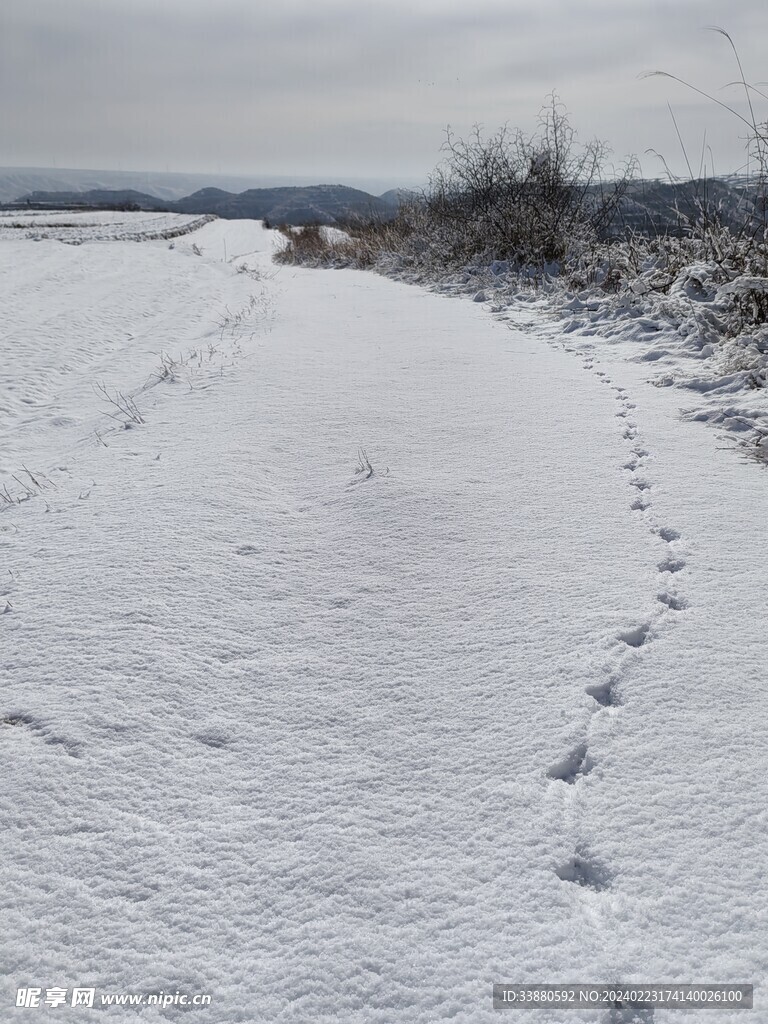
[2,215,766,1022]
[422,257,768,466]
[0,217,271,498]
[0,209,213,244]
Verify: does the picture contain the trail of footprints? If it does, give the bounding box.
[549,350,689,920]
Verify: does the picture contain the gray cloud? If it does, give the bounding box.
[2,0,768,183]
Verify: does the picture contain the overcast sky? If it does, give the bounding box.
[3,0,768,187]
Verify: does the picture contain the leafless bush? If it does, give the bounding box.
[408,97,634,270]
[274,98,633,276]
[94,382,145,425]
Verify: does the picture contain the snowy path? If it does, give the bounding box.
[2,221,766,1022]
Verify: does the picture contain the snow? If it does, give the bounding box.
[0,209,213,244]
[550,270,768,461]
[319,226,351,244]
[395,249,768,464]
[2,214,767,1021]
[0,217,272,498]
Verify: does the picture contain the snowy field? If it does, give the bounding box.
[2,214,767,1022]
[0,209,214,244]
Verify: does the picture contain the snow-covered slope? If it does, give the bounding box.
[0,209,213,244]
[1,216,766,1021]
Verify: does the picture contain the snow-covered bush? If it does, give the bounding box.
[274,98,633,276]
[412,98,632,270]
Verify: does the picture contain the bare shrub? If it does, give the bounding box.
[407,96,634,271]
[273,98,633,276]
[94,382,145,425]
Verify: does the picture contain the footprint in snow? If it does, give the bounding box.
[585,678,621,707]
[547,743,593,784]
[657,526,680,543]
[617,623,651,648]
[658,591,687,611]
[658,555,686,574]
[556,851,611,891]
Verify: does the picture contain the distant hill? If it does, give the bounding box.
[18,188,166,210]
[10,183,403,226]
[378,188,419,210]
[174,184,394,224]
[0,166,420,205]
[0,168,273,204]
[598,178,761,236]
